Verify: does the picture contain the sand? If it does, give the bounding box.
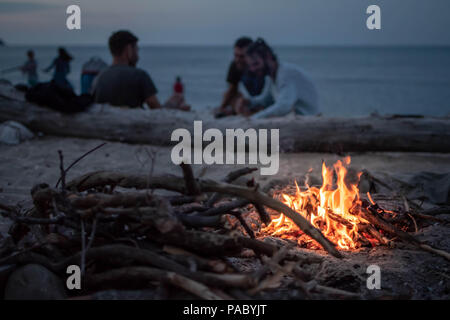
[1,135,450,230]
[1,136,449,299]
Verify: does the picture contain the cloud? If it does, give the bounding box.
[0,1,60,14]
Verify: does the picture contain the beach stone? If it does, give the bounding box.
[0,121,34,145]
[4,264,67,300]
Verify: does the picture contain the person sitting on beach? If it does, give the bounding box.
[93,30,189,111]
[241,38,319,119]
[174,76,183,95]
[44,47,73,90]
[20,50,38,87]
[234,58,274,117]
[215,37,268,118]
[165,76,190,110]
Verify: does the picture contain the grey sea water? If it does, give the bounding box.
[1,45,449,116]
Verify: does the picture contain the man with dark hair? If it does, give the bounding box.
[108,30,139,58]
[243,38,319,119]
[215,36,267,117]
[93,30,189,110]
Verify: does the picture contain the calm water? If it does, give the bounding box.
[1,45,449,116]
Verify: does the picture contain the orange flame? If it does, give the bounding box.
[263,156,371,250]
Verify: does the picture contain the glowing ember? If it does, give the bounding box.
[262,156,375,250]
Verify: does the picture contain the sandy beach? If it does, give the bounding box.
[1,135,449,230]
[1,135,450,299]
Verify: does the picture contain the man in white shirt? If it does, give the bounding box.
[242,39,319,119]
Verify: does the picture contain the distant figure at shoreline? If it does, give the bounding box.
[165,76,190,110]
[215,37,268,118]
[243,38,319,119]
[21,50,38,87]
[93,30,190,111]
[174,76,183,94]
[44,47,73,90]
[1,50,38,87]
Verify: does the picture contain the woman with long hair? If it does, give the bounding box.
[44,47,73,90]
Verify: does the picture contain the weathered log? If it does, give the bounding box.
[66,171,187,193]
[83,266,240,299]
[206,167,257,207]
[162,245,229,273]
[1,92,450,153]
[0,244,255,288]
[179,163,201,196]
[200,199,250,217]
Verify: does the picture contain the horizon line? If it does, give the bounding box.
[2,42,450,48]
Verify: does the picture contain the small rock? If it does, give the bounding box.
[0,121,34,145]
[4,264,67,300]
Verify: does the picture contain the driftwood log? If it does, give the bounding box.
[1,89,450,153]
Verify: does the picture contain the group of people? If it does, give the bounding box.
[13,30,319,118]
[216,36,319,119]
[14,47,74,90]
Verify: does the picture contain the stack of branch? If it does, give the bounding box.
[1,156,371,299]
[356,198,450,260]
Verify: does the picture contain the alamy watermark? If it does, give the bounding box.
[65,263,382,291]
[66,5,81,30]
[366,264,381,289]
[66,4,380,31]
[66,265,81,290]
[367,5,381,30]
[170,121,279,175]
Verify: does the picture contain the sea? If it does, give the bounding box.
[1,45,449,117]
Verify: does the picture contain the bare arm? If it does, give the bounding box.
[251,82,297,119]
[44,59,55,72]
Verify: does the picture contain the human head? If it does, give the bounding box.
[245,38,278,78]
[233,36,253,70]
[58,47,73,61]
[27,50,34,59]
[108,30,139,66]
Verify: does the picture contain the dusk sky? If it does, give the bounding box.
[0,0,449,46]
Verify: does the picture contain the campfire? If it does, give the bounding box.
[0,148,448,300]
[261,157,387,250]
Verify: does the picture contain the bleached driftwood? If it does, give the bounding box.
[0,86,449,153]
